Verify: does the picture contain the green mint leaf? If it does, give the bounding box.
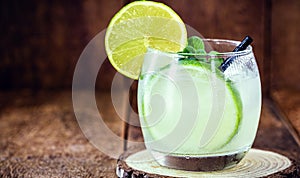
[195,49,206,54]
[187,36,205,51]
[182,45,196,53]
[178,36,207,61]
[180,36,206,55]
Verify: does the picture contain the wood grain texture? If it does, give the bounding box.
[0,0,121,90]
[269,0,300,156]
[117,148,298,177]
[0,0,266,92]
[271,0,300,91]
[0,92,299,177]
[0,0,299,92]
[0,91,122,177]
[272,89,300,146]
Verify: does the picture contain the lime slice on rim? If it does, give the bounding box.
[105,1,187,79]
[139,59,242,152]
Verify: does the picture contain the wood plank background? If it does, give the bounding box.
[271,0,300,90]
[0,0,299,143]
[1,0,299,92]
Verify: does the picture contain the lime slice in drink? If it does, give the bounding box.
[140,59,242,151]
[105,1,187,79]
[179,60,242,151]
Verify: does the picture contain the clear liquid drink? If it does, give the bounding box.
[137,39,261,171]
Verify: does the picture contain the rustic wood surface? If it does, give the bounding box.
[272,89,300,146]
[0,91,299,177]
[116,147,298,177]
[0,91,121,177]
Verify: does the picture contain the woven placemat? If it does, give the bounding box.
[117,148,299,177]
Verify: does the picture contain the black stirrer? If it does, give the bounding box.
[219,36,253,72]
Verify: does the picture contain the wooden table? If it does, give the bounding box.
[0,91,299,177]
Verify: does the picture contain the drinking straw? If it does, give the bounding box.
[219,36,253,72]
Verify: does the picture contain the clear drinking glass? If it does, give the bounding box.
[137,39,262,171]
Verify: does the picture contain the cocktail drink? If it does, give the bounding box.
[104,0,261,172]
[137,39,261,171]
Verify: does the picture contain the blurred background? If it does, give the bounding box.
[1,0,299,131]
[0,0,299,92]
[0,0,299,176]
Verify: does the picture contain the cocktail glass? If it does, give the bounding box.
[137,39,262,171]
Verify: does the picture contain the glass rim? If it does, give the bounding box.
[148,38,253,58]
